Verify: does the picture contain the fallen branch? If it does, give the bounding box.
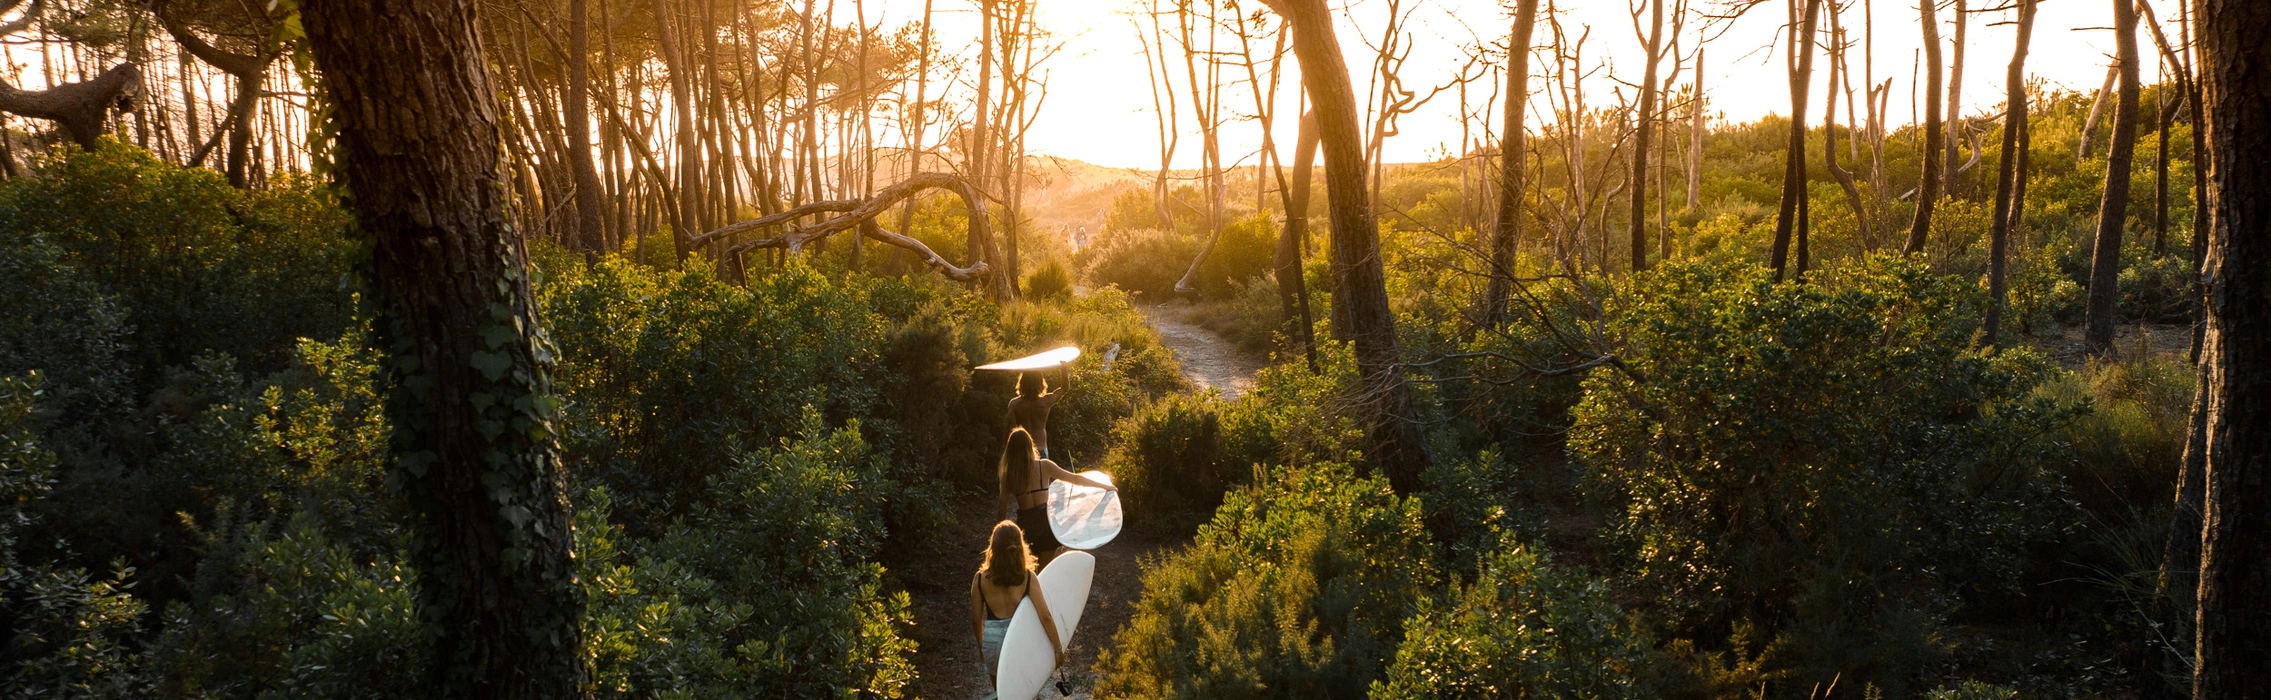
[858,219,991,281]
[696,172,1010,297]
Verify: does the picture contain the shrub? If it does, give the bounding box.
[1191,214,1278,299]
[1025,258,1073,300]
[1372,537,1651,700]
[644,412,918,697]
[540,259,890,526]
[0,373,155,698]
[1078,227,1198,299]
[1571,257,2078,692]
[0,143,356,382]
[1094,462,1434,699]
[1096,343,1363,535]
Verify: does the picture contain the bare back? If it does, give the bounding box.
[1006,394,1059,454]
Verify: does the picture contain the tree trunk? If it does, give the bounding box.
[1941,0,1967,197]
[2192,0,2271,691]
[652,0,699,263]
[0,62,137,150]
[1265,0,1431,495]
[1280,111,1320,368]
[567,0,606,254]
[300,1,586,696]
[1984,0,2036,348]
[1629,0,1663,273]
[1687,46,1705,213]
[1903,0,1945,255]
[1771,0,1821,281]
[1989,0,2043,347]
[2155,87,2173,256]
[1483,0,1538,325]
[2080,64,2117,160]
[1824,11,1867,250]
[2083,0,2141,358]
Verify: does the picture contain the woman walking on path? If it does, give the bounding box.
[997,428,1113,562]
[971,521,1065,696]
[1007,368,1069,459]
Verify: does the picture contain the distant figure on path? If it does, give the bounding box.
[971,521,1064,688]
[1007,367,1069,459]
[997,428,1113,562]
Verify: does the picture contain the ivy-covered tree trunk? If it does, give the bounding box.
[2191,0,2271,692]
[2083,0,2141,358]
[302,2,587,697]
[1264,0,1432,495]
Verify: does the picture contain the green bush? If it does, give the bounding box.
[1025,258,1073,300]
[0,373,156,698]
[1570,257,2078,692]
[1094,462,1434,700]
[540,259,890,526]
[1097,342,1363,535]
[1191,214,1278,299]
[1373,537,1651,700]
[1078,227,1199,299]
[643,412,918,697]
[0,143,356,382]
[2118,253,2196,324]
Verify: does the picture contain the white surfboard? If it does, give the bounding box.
[994,551,1095,700]
[1049,471,1123,550]
[975,346,1080,371]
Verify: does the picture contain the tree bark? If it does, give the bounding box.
[1771,0,1821,281]
[2192,0,2271,692]
[1264,0,1431,495]
[1280,110,1320,368]
[1484,0,1538,325]
[1629,0,1663,273]
[2084,0,2142,358]
[0,62,137,149]
[1825,12,1867,252]
[1984,0,2036,348]
[1687,46,1705,213]
[1903,0,1945,255]
[2080,64,2117,160]
[567,0,606,254]
[1941,0,1967,197]
[653,0,700,263]
[300,1,586,696]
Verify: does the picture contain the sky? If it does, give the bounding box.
[860,0,2180,171]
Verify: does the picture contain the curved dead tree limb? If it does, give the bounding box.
[700,172,1011,297]
[0,0,44,36]
[859,219,992,281]
[0,63,140,149]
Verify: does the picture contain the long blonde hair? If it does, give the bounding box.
[981,520,1036,587]
[999,428,1038,498]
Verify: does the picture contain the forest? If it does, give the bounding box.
[0,0,2264,697]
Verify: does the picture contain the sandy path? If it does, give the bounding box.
[897,496,1167,700]
[896,302,1262,699]
[1138,304,1267,398]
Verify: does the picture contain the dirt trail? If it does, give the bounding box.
[896,302,1263,699]
[1138,304,1268,398]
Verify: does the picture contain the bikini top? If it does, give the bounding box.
[983,576,1029,620]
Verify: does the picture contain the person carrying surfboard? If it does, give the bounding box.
[972,521,1066,688]
[1006,365,1069,459]
[998,428,1113,562]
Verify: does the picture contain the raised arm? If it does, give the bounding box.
[1028,572,1067,667]
[1040,459,1115,491]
